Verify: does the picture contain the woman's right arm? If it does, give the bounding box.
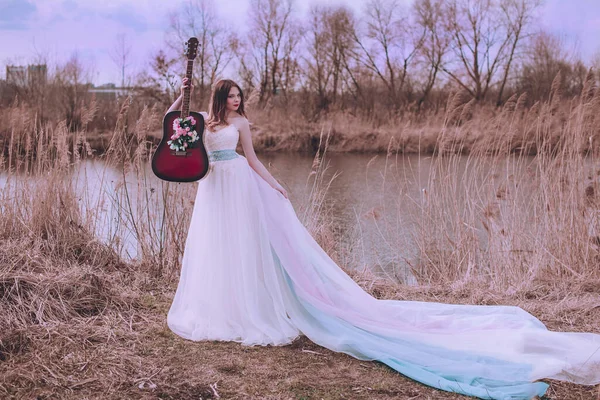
[166,77,193,114]
[166,94,183,114]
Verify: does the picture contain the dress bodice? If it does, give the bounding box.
[200,112,239,152]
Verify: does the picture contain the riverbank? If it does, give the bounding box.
[1,234,598,399]
[85,123,441,157]
[83,94,597,157]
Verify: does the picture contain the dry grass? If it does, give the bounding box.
[405,82,600,289]
[1,237,598,399]
[1,76,600,398]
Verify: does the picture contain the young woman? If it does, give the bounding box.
[166,78,600,400]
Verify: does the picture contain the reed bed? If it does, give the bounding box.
[1,74,599,398]
[407,73,600,291]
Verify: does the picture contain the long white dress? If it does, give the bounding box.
[167,118,600,400]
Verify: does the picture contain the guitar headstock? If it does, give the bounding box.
[185,37,199,60]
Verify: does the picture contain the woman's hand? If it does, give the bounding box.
[180,77,194,97]
[273,183,288,199]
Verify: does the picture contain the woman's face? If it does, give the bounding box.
[226,86,241,112]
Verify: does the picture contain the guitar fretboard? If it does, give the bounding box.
[181,59,194,119]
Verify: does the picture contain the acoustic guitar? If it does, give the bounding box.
[151,37,210,182]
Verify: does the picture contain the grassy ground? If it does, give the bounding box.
[1,235,599,400]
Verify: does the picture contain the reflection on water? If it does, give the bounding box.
[2,152,545,282]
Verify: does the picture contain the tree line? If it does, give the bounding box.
[1,0,598,133]
[146,0,598,117]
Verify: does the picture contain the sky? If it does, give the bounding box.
[1,0,599,86]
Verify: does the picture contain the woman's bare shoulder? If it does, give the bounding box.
[230,115,249,129]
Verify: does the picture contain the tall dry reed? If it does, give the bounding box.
[403,72,600,291]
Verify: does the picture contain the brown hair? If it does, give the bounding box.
[206,79,247,130]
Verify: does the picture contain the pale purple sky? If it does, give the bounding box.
[1,0,599,86]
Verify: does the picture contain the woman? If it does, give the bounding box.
[166,78,600,400]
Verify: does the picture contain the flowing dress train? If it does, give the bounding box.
[167,117,600,400]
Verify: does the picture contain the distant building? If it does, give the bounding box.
[87,82,132,100]
[28,64,47,86]
[6,65,27,86]
[6,64,47,87]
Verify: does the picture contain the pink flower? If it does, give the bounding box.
[190,117,196,125]
[183,142,188,148]
[186,127,190,132]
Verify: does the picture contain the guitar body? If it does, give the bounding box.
[151,37,209,183]
[151,110,210,182]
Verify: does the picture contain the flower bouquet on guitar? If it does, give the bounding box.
[168,116,200,153]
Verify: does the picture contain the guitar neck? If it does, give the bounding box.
[181,58,194,118]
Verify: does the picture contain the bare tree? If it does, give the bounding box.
[495,0,542,105]
[518,31,559,100]
[234,35,257,91]
[26,46,52,127]
[237,33,265,97]
[245,0,295,103]
[353,0,424,109]
[413,0,450,109]
[55,51,95,131]
[304,6,357,108]
[304,5,334,111]
[518,31,580,101]
[166,0,234,105]
[276,21,302,100]
[442,0,513,101]
[328,7,358,106]
[137,50,179,103]
[109,32,133,88]
[591,49,600,85]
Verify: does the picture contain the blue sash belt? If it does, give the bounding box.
[208,149,239,162]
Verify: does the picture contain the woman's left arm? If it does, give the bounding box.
[237,119,288,199]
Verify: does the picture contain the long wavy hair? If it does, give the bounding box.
[206,79,247,130]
